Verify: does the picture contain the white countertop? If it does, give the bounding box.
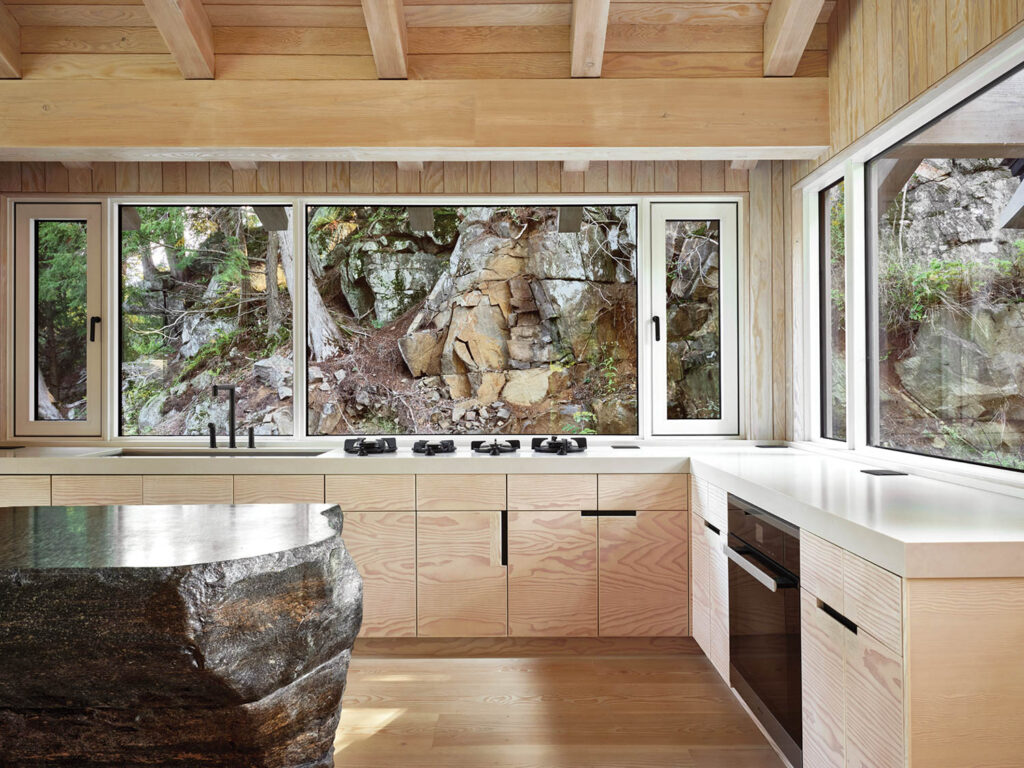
[3,443,1024,578]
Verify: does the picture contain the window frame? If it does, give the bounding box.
[649,200,742,436]
[12,201,105,437]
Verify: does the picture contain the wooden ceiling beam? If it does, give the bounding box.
[0,1,20,79]
[763,0,826,76]
[730,160,758,170]
[361,0,408,79]
[570,0,611,77]
[142,0,214,79]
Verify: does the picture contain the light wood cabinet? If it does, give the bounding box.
[342,510,417,638]
[707,519,730,681]
[507,474,596,511]
[598,473,688,511]
[0,475,51,506]
[232,475,324,504]
[800,531,844,610]
[326,474,415,511]
[417,510,507,637]
[51,475,144,505]
[598,508,688,637]
[690,477,729,680]
[142,475,233,504]
[689,510,712,655]
[416,474,505,511]
[801,590,846,768]
[507,509,598,636]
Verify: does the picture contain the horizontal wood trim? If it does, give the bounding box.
[598,473,688,511]
[408,51,569,78]
[416,474,505,511]
[231,474,325,503]
[141,474,234,504]
[0,475,51,506]
[405,3,570,26]
[20,26,170,53]
[212,26,373,55]
[506,473,597,510]
[9,5,155,27]
[204,5,367,27]
[354,636,697,656]
[0,77,829,154]
[51,474,144,505]
[215,54,378,79]
[326,474,416,511]
[602,50,827,77]
[407,25,569,53]
[22,52,182,78]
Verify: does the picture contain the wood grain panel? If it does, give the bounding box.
[598,473,687,511]
[204,5,366,27]
[353,635,694,657]
[708,524,729,680]
[800,590,846,768]
[344,510,417,637]
[405,3,570,26]
[507,474,596,511]
[0,475,51,506]
[842,550,902,654]
[800,530,844,610]
[326,474,415,511]
[141,474,233,504]
[508,509,598,636]
[845,617,904,768]
[416,474,505,511]
[51,475,144,505]
[213,26,372,54]
[417,510,508,637]
[231,474,324,503]
[689,510,712,656]
[598,508,688,637]
[409,51,568,78]
[407,25,568,53]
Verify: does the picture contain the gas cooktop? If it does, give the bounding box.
[471,439,521,456]
[412,440,456,456]
[343,437,398,456]
[531,436,587,455]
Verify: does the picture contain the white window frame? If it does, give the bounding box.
[649,201,741,436]
[13,202,105,437]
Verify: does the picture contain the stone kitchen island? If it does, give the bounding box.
[0,503,362,768]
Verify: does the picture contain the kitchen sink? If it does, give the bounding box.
[112,449,332,458]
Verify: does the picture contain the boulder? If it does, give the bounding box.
[254,355,293,389]
[469,371,506,404]
[441,300,509,374]
[137,393,169,435]
[503,368,550,405]
[398,329,446,377]
[443,374,472,399]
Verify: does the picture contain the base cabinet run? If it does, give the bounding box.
[689,478,729,682]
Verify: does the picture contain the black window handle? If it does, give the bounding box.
[500,510,508,566]
[653,315,661,341]
[89,316,101,342]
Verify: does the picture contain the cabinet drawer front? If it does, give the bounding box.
[707,528,730,682]
[232,475,324,504]
[843,550,902,655]
[52,475,143,505]
[845,621,905,768]
[326,474,415,511]
[344,510,417,638]
[507,474,596,511]
[801,590,846,768]
[689,510,712,655]
[417,474,505,511]
[598,474,688,511]
[801,531,845,612]
[0,475,51,506]
[691,477,726,530]
[142,475,233,504]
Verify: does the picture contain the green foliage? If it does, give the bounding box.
[565,410,598,435]
[179,327,241,381]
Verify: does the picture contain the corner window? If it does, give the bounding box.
[14,203,103,436]
[819,180,847,441]
[868,67,1024,470]
[119,205,294,436]
[304,204,639,435]
[651,202,740,435]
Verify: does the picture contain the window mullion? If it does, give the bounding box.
[846,161,867,451]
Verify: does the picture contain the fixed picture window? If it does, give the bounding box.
[868,66,1024,470]
[820,180,847,441]
[304,204,639,436]
[119,205,294,436]
[651,202,740,435]
[13,203,103,436]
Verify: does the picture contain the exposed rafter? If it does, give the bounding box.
[361,0,408,79]
[397,161,423,172]
[763,0,826,77]
[142,0,215,79]
[563,160,590,173]
[730,160,759,171]
[570,0,611,77]
[0,0,20,79]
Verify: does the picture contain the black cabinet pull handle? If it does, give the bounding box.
[500,510,508,566]
[581,510,637,517]
[652,315,661,341]
[818,600,858,634]
[89,316,101,342]
[704,520,721,535]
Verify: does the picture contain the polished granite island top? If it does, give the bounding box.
[0,503,341,569]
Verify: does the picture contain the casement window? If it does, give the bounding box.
[13,203,104,436]
[650,202,740,435]
[819,180,847,441]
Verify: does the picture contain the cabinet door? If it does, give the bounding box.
[598,508,688,637]
[690,511,712,655]
[343,510,417,638]
[708,524,730,681]
[232,475,324,503]
[51,475,143,505]
[508,509,597,636]
[142,475,234,504]
[0,475,51,506]
[845,624,904,768]
[417,510,507,637]
[801,590,846,768]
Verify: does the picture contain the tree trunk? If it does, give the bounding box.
[266,231,282,338]
[234,210,253,329]
[279,229,343,362]
[36,368,63,420]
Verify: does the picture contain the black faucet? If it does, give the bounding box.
[208,422,217,449]
[212,384,237,448]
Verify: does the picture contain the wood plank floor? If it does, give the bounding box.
[334,641,786,767]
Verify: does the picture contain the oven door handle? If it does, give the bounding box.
[724,543,793,593]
